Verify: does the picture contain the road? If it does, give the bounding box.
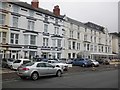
[2,69,118,88]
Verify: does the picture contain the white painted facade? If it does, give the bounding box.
[0,1,114,60]
[63,17,113,59]
[1,1,65,59]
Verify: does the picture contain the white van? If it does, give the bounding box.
[11,59,31,70]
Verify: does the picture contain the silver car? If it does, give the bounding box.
[17,62,63,80]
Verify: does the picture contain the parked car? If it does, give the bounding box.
[48,60,69,71]
[96,59,104,64]
[103,59,110,65]
[72,58,92,67]
[33,58,48,62]
[96,59,110,65]
[17,62,63,80]
[10,59,31,70]
[90,59,99,67]
[66,58,74,64]
[1,58,15,68]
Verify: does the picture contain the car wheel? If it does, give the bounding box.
[82,64,85,67]
[31,72,39,80]
[56,70,62,77]
[10,65,13,70]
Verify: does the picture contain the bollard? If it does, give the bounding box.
[114,63,117,68]
[92,66,96,71]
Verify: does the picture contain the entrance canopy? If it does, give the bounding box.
[90,53,117,56]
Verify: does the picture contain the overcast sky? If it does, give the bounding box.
[19,0,119,33]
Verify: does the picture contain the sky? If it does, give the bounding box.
[19,0,119,33]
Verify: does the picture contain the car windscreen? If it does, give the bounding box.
[14,60,21,63]
[23,62,34,66]
[8,59,14,62]
[23,61,31,64]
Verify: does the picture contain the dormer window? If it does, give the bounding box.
[29,10,34,17]
[44,15,48,22]
[0,2,7,9]
[13,5,19,13]
[55,19,58,24]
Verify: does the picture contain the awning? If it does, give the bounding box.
[90,53,117,56]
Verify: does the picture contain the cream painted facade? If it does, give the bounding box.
[0,2,10,59]
[63,17,113,59]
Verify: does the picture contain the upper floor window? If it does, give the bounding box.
[44,15,48,22]
[29,10,34,17]
[84,35,87,41]
[30,35,36,45]
[55,19,58,24]
[99,38,101,43]
[91,30,92,34]
[13,16,18,27]
[77,32,80,39]
[0,2,7,9]
[43,38,48,46]
[52,39,56,47]
[57,39,61,47]
[28,20,34,31]
[85,28,87,32]
[2,32,7,44]
[44,24,48,33]
[13,5,19,13]
[70,30,73,38]
[0,14,6,25]
[10,33,19,44]
[0,32,1,43]
[77,43,80,50]
[24,34,29,45]
[91,36,93,42]
[54,27,59,35]
[94,37,96,43]
[90,45,93,51]
[94,31,96,35]
[72,41,76,49]
[68,41,71,49]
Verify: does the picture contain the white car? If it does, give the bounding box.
[90,59,99,67]
[10,59,31,70]
[48,60,69,71]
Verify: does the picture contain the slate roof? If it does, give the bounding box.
[9,1,64,20]
[67,17,105,33]
[67,17,86,27]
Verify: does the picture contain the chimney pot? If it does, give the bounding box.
[53,5,60,16]
[31,0,39,8]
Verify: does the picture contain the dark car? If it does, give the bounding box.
[103,59,110,65]
[1,58,15,68]
[33,58,48,62]
[96,59,110,65]
[72,58,92,67]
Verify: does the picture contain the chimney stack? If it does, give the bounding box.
[53,5,60,16]
[31,0,39,8]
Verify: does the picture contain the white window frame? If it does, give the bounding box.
[13,5,19,13]
[30,35,36,45]
[13,16,18,27]
[44,24,48,33]
[57,39,61,47]
[28,20,35,31]
[54,27,59,35]
[43,38,49,46]
[0,14,6,25]
[24,34,29,45]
